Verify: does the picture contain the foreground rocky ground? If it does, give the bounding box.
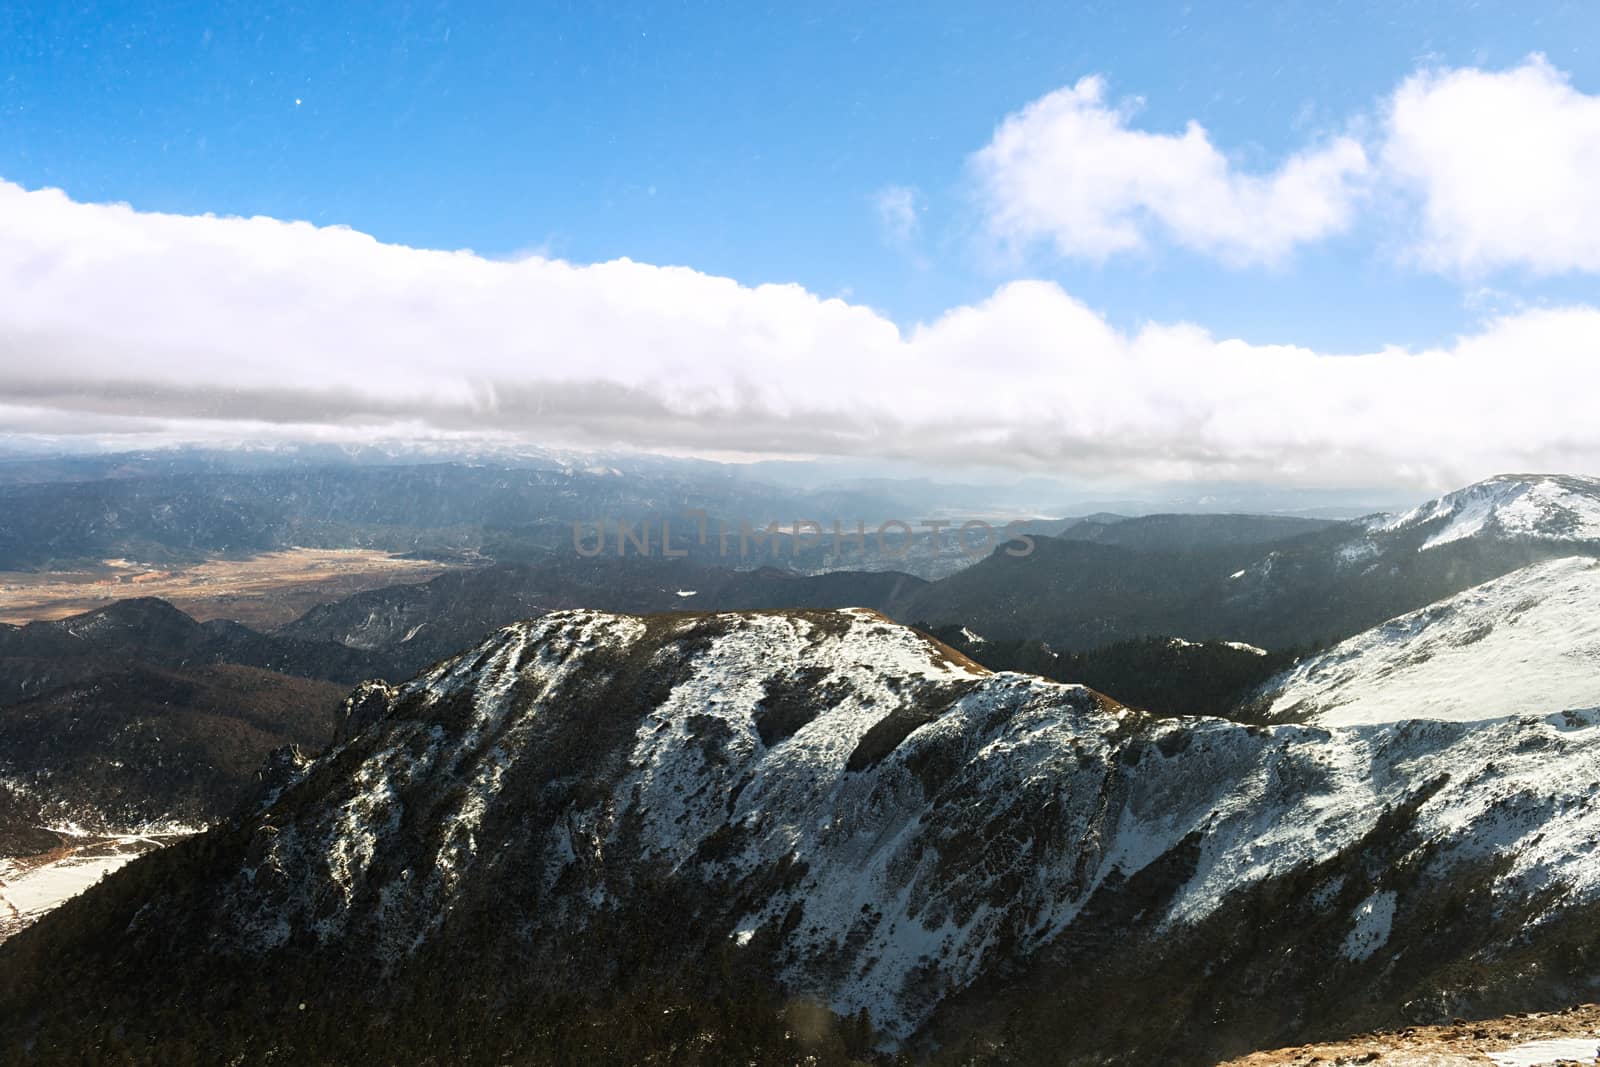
[1220,1004,1600,1066]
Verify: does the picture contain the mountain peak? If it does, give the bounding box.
[44,596,199,643]
[1371,473,1600,549]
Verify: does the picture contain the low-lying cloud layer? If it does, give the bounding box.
[3,177,1598,488]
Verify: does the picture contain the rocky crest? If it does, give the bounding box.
[5,606,1600,1063]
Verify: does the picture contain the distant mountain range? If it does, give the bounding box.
[0,445,1382,577]
[0,449,1065,574]
[263,474,1600,668]
[276,556,927,675]
[901,474,1600,651]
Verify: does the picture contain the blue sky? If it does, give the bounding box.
[3,0,1596,352]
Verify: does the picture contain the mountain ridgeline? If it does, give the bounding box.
[268,475,1600,675]
[900,474,1600,650]
[4,607,1600,1064]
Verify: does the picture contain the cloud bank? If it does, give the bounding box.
[3,178,1600,488]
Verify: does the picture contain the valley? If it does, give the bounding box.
[0,547,458,627]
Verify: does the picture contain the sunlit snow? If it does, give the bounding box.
[1259,557,1600,726]
[1487,1037,1600,1067]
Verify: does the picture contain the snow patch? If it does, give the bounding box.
[1340,890,1396,961]
[0,830,193,941]
[1488,1037,1600,1067]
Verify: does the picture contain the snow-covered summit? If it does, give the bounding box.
[1368,474,1600,551]
[1254,556,1600,726]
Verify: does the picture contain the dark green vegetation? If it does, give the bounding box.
[920,625,1295,719]
[0,597,393,700]
[0,837,887,1066]
[1052,512,1337,551]
[897,521,1598,651]
[0,662,346,832]
[0,787,56,856]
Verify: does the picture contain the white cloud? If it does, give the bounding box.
[1381,55,1600,275]
[873,184,922,245]
[974,59,1600,277]
[2,179,1600,487]
[971,75,1370,265]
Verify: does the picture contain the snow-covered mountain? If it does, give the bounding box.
[8,607,1600,1063]
[1238,475,1600,583]
[1365,474,1600,552]
[1253,556,1600,726]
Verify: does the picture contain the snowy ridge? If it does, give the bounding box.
[1368,474,1600,551]
[1255,557,1600,726]
[152,608,1600,1042]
